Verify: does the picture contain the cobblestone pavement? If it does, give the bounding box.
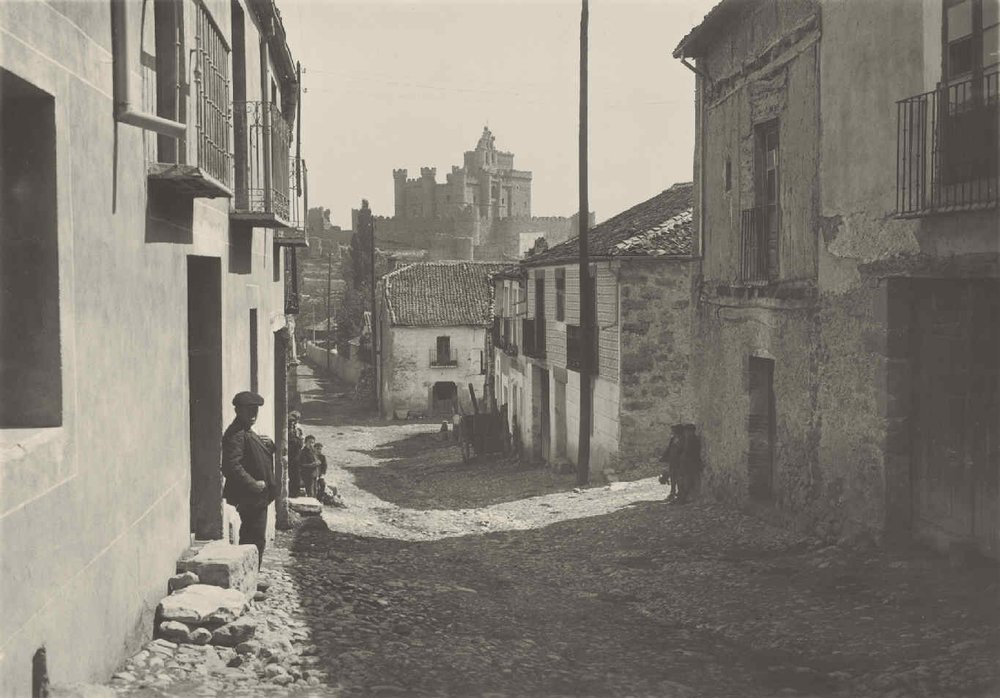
[106,363,1000,697]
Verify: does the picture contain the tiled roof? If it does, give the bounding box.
[383,261,508,327]
[524,182,694,266]
[673,0,742,58]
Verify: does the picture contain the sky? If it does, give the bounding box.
[281,0,718,228]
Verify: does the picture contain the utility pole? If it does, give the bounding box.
[325,251,332,373]
[577,0,592,487]
[370,218,380,414]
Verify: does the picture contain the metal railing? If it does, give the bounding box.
[896,70,998,216]
[194,2,231,187]
[738,207,769,285]
[233,101,291,219]
[288,156,306,229]
[429,347,459,367]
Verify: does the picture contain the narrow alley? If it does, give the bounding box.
[106,363,1000,698]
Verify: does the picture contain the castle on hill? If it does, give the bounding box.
[354,127,587,261]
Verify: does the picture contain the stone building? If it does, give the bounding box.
[675,0,998,553]
[376,262,507,419]
[394,126,532,221]
[494,184,696,476]
[359,127,585,261]
[0,0,307,690]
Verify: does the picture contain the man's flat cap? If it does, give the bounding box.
[233,391,265,407]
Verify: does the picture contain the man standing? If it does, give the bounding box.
[287,411,303,497]
[222,391,275,568]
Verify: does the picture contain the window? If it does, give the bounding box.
[154,0,184,164]
[555,268,566,321]
[724,157,732,192]
[433,336,456,366]
[755,120,780,280]
[480,350,486,375]
[1,70,61,427]
[944,0,999,81]
[940,0,999,186]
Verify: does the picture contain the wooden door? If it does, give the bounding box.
[911,279,999,557]
[748,357,775,500]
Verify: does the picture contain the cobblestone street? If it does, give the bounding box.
[107,364,1000,697]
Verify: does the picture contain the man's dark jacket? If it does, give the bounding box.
[222,419,276,507]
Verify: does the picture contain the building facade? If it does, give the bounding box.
[495,184,697,477]
[376,262,506,419]
[0,0,307,690]
[675,0,998,553]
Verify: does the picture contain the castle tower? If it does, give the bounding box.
[392,169,407,218]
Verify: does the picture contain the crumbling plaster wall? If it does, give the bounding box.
[817,0,999,543]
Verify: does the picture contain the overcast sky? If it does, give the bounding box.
[282,0,717,228]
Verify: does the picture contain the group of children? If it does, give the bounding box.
[288,411,328,499]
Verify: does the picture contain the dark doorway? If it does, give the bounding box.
[554,376,567,459]
[188,256,223,539]
[911,279,999,557]
[748,356,775,500]
[532,366,550,463]
[431,381,458,414]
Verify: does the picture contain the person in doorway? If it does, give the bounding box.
[299,434,319,497]
[287,411,303,497]
[222,391,276,568]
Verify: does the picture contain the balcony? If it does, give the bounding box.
[429,347,459,367]
[738,207,770,285]
[232,101,293,227]
[522,317,546,360]
[147,2,232,198]
[274,158,309,248]
[896,70,998,217]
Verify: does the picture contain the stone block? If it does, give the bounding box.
[158,621,193,644]
[288,497,323,515]
[190,627,213,645]
[211,617,257,647]
[177,540,259,596]
[158,584,248,627]
[168,571,199,594]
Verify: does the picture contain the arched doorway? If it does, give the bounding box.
[431,381,458,415]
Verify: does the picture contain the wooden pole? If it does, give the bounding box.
[326,251,332,373]
[577,0,591,487]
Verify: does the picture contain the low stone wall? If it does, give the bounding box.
[302,342,364,385]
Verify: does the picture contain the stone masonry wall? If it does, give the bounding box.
[617,260,697,478]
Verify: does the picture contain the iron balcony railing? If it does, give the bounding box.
[738,207,769,285]
[233,101,291,220]
[896,70,998,216]
[194,2,231,188]
[429,347,459,367]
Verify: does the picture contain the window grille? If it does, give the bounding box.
[195,2,232,187]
